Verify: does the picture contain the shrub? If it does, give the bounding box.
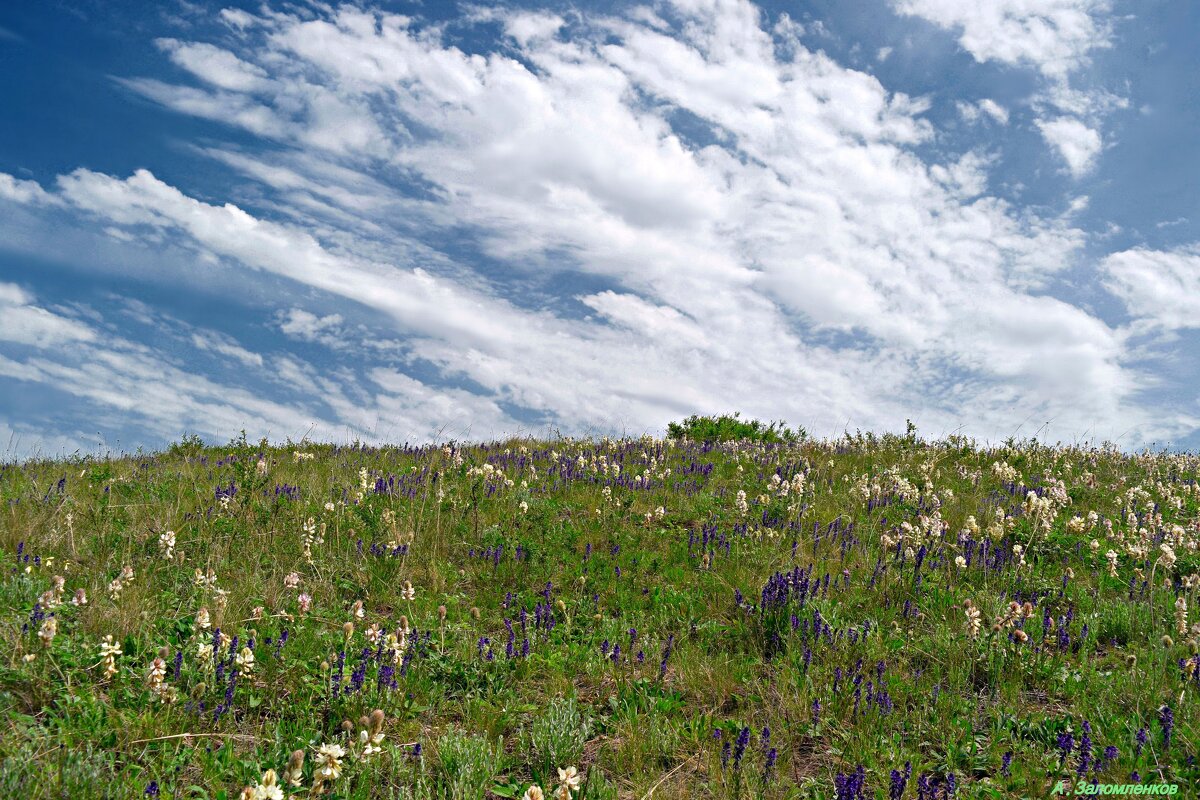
[436,729,503,800]
[525,695,594,786]
[666,412,804,443]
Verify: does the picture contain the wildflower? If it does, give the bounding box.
[282,749,305,787]
[1106,550,1119,577]
[1159,705,1174,749]
[159,530,176,559]
[284,572,301,590]
[73,588,88,606]
[1175,596,1188,635]
[38,616,57,647]
[99,634,122,679]
[954,555,966,569]
[195,607,211,631]
[402,581,416,601]
[109,578,124,601]
[359,709,386,758]
[555,766,581,798]
[235,647,255,675]
[523,787,545,800]
[350,600,365,620]
[313,742,345,785]
[146,656,167,695]
[963,600,981,639]
[298,593,312,614]
[251,769,283,800]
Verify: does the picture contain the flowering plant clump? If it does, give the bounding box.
[3,432,1200,795]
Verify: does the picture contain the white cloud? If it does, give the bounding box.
[0,173,61,206]
[155,38,271,92]
[190,331,264,367]
[1102,246,1200,331]
[891,0,1114,78]
[956,98,1009,125]
[0,283,96,347]
[1036,116,1103,177]
[277,308,346,347]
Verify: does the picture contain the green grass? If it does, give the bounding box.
[0,432,1197,798]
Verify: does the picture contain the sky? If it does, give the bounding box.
[2,0,1199,457]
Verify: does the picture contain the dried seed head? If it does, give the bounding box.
[342,622,355,639]
[438,605,447,620]
[1162,635,1175,648]
[470,607,481,620]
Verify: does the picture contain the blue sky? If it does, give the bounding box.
[2,0,1199,457]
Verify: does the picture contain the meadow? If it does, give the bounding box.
[1,420,1197,798]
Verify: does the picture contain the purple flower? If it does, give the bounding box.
[659,634,674,679]
[764,747,777,781]
[1135,727,1148,758]
[732,726,750,770]
[1001,751,1012,778]
[812,698,820,726]
[1159,705,1174,749]
[144,781,159,796]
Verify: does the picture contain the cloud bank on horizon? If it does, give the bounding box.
[1,0,1199,456]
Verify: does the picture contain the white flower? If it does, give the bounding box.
[252,769,283,800]
[402,581,415,602]
[314,743,345,782]
[523,787,545,800]
[235,647,255,674]
[38,617,57,647]
[284,571,301,590]
[556,766,581,794]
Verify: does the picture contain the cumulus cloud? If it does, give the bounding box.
[1036,116,1103,177]
[891,0,1114,78]
[1102,246,1200,331]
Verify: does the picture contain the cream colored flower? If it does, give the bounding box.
[314,743,345,782]
[556,766,581,797]
[523,787,545,800]
[99,635,122,679]
[963,600,981,639]
[252,769,283,800]
[38,617,57,647]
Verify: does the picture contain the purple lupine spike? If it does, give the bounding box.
[1159,705,1174,749]
[732,726,750,770]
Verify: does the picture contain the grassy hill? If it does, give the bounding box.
[0,430,1197,798]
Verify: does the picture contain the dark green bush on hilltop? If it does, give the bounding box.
[667,412,805,443]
